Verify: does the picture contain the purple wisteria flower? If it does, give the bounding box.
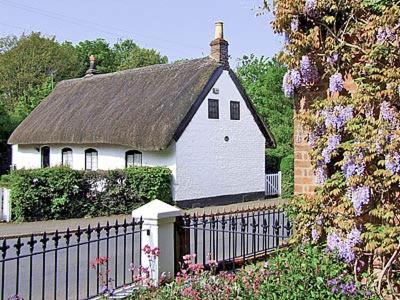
[300,55,319,84]
[304,0,317,17]
[283,71,294,97]
[385,152,400,174]
[327,232,341,252]
[308,124,326,148]
[342,153,365,179]
[326,53,339,65]
[321,105,353,131]
[316,215,323,225]
[376,26,397,44]
[347,228,361,246]
[291,16,299,32]
[282,69,302,97]
[284,33,290,44]
[340,282,358,296]
[322,134,341,164]
[350,186,370,216]
[311,228,320,242]
[327,233,356,262]
[329,73,344,93]
[327,228,361,263]
[315,164,327,184]
[380,101,395,121]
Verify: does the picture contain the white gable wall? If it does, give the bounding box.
[174,70,265,202]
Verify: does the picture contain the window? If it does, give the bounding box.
[85,148,98,171]
[41,146,50,168]
[61,148,73,167]
[208,99,219,119]
[126,150,142,167]
[230,101,240,120]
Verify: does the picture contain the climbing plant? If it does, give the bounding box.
[270,0,400,296]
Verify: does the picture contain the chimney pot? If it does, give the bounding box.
[214,21,224,39]
[85,54,98,77]
[210,21,229,69]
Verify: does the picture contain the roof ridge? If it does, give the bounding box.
[58,57,216,86]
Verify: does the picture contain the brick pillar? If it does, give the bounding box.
[294,111,316,195]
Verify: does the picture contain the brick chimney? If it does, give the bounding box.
[85,55,98,77]
[210,21,229,69]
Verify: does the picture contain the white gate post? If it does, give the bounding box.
[132,199,182,285]
[0,188,2,221]
[278,171,282,196]
[1,188,11,222]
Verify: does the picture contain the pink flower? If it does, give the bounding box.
[142,244,151,255]
[151,247,161,257]
[90,256,109,268]
[208,259,217,268]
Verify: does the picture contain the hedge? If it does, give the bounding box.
[3,166,172,222]
[280,154,294,198]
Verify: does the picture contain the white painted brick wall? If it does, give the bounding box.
[12,144,177,198]
[13,144,175,171]
[174,70,265,201]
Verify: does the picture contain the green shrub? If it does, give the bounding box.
[124,166,172,204]
[280,154,294,198]
[7,166,172,222]
[0,174,11,188]
[130,245,377,300]
[9,167,85,222]
[259,245,375,299]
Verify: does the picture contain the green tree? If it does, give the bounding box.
[237,55,293,196]
[113,39,168,71]
[9,77,54,125]
[0,32,81,109]
[75,38,168,75]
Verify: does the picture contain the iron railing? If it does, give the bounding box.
[0,218,143,300]
[177,207,292,270]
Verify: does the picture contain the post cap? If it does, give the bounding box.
[132,199,183,220]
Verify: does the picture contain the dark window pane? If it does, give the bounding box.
[61,148,73,166]
[126,150,142,167]
[208,99,219,119]
[230,101,240,120]
[85,148,98,170]
[41,146,50,168]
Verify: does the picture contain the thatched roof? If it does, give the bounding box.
[9,57,275,150]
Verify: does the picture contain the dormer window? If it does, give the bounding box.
[126,150,142,167]
[61,148,73,167]
[41,146,50,168]
[208,99,219,119]
[230,101,240,120]
[85,148,98,171]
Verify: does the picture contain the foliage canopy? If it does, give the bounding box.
[237,55,293,197]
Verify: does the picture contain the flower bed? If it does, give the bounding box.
[129,245,377,300]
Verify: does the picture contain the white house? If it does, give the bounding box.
[8,22,276,208]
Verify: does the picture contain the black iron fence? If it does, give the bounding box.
[0,218,143,300]
[176,206,292,270]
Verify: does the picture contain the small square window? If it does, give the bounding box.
[230,101,240,120]
[208,99,219,119]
